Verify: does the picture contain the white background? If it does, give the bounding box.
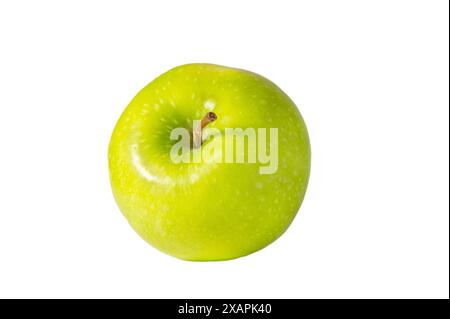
[0,0,448,299]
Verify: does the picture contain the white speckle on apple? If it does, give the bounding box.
[158,98,164,104]
[255,182,263,189]
[189,173,199,183]
[204,99,215,111]
[191,93,196,99]
[154,104,160,111]
[221,115,231,125]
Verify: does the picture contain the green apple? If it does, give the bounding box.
[109,63,310,261]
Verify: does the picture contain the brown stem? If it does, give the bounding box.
[201,112,217,129]
[193,112,217,149]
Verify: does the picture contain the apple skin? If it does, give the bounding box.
[109,64,310,261]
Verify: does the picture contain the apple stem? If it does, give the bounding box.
[193,112,217,149]
[201,112,217,129]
